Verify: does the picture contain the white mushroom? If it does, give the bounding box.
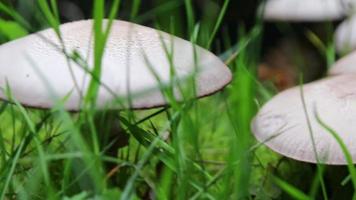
[262,0,356,66]
[335,15,356,54]
[262,0,346,22]
[0,19,232,111]
[252,75,356,165]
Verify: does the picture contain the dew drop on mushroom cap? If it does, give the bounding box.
[0,20,232,111]
[262,0,345,22]
[252,75,356,165]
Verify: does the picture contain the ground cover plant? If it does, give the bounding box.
[0,0,354,199]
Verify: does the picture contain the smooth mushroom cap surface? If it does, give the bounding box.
[252,75,356,165]
[335,15,356,55]
[0,19,232,110]
[329,50,356,75]
[263,0,345,22]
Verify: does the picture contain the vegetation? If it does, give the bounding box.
[0,0,353,199]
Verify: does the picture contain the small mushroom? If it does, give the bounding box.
[262,0,346,22]
[260,0,340,90]
[335,15,356,54]
[252,75,356,164]
[0,19,232,110]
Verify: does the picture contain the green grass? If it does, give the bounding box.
[0,0,354,199]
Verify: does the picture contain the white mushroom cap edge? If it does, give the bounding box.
[0,19,232,111]
[252,75,356,165]
[262,0,346,22]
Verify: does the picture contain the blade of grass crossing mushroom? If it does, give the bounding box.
[84,0,121,108]
[38,0,60,34]
[189,23,200,98]
[49,0,60,22]
[157,29,203,197]
[140,49,182,110]
[299,76,328,200]
[165,22,180,100]
[314,109,356,200]
[84,0,105,109]
[86,0,116,107]
[158,25,195,105]
[83,0,121,155]
[37,0,86,106]
[104,0,121,39]
[2,12,86,113]
[11,13,111,194]
[68,52,122,101]
[145,20,184,107]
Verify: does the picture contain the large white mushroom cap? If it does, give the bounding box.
[263,0,346,22]
[252,75,356,165]
[329,50,356,75]
[335,15,356,54]
[0,20,232,110]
